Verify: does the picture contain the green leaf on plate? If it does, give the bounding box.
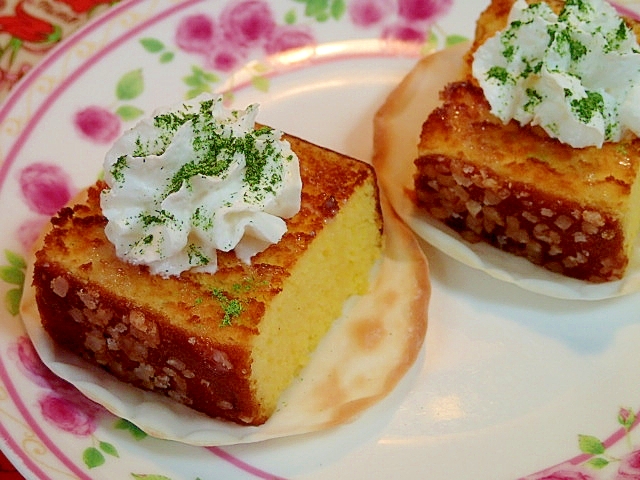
[183,66,219,93]
[578,434,606,455]
[304,0,328,19]
[5,250,25,269]
[284,9,297,24]
[0,265,24,286]
[251,75,270,92]
[330,0,346,20]
[159,51,174,64]
[185,88,208,99]
[116,105,145,121]
[195,67,219,83]
[116,69,144,101]
[421,30,439,55]
[114,418,148,440]
[184,75,203,87]
[586,457,610,469]
[5,288,22,316]
[99,441,119,458]
[445,34,468,47]
[83,447,105,469]
[140,38,165,53]
[251,62,270,74]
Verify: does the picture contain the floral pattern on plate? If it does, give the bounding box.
[3,0,640,478]
[0,0,451,478]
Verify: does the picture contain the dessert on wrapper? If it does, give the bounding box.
[22,95,430,438]
[375,0,640,297]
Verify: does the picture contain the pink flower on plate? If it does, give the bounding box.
[9,336,57,389]
[619,407,637,429]
[73,105,121,144]
[205,39,249,72]
[348,0,395,27]
[219,0,276,48]
[19,162,72,216]
[397,0,453,22]
[264,25,315,55]
[16,217,47,252]
[617,450,640,479]
[527,468,595,480]
[39,392,98,436]
[175,13,217,54]
[9,336,78,394]
[382,21,426,42]
[9,337,106,438]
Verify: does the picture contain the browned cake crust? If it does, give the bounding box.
[413,0,640,283]
[32,132,382,425]
[415,82,640,281]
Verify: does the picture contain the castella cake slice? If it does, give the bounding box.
[376,0,640,291]
[21,186,429,446]
[29,95,384,426]
[414,79,640,283]
[414,0,640,283]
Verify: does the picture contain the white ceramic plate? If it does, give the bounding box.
[3,0,640,478]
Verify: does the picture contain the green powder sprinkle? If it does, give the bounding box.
[138,210,177,227]
[111,155,129,183]
[605,20,630,52]
[486,66,512,85]
[524,88,543,113]
[571,90,605,124]
[132,137,147,157]
[191,206,214,231]
[211,288,244,327]
[502,44,516,62]
[187,244,209,266]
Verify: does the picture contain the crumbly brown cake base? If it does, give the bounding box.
[414,151,627,282]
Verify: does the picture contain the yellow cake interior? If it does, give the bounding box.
[252,179,381,413]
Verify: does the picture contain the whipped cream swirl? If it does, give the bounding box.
[472,0,640,148]
[100,94,302,277]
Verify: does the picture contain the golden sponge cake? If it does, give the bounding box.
[415,80,640,282]
[412,0,640,283]
[31,132,383,426]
